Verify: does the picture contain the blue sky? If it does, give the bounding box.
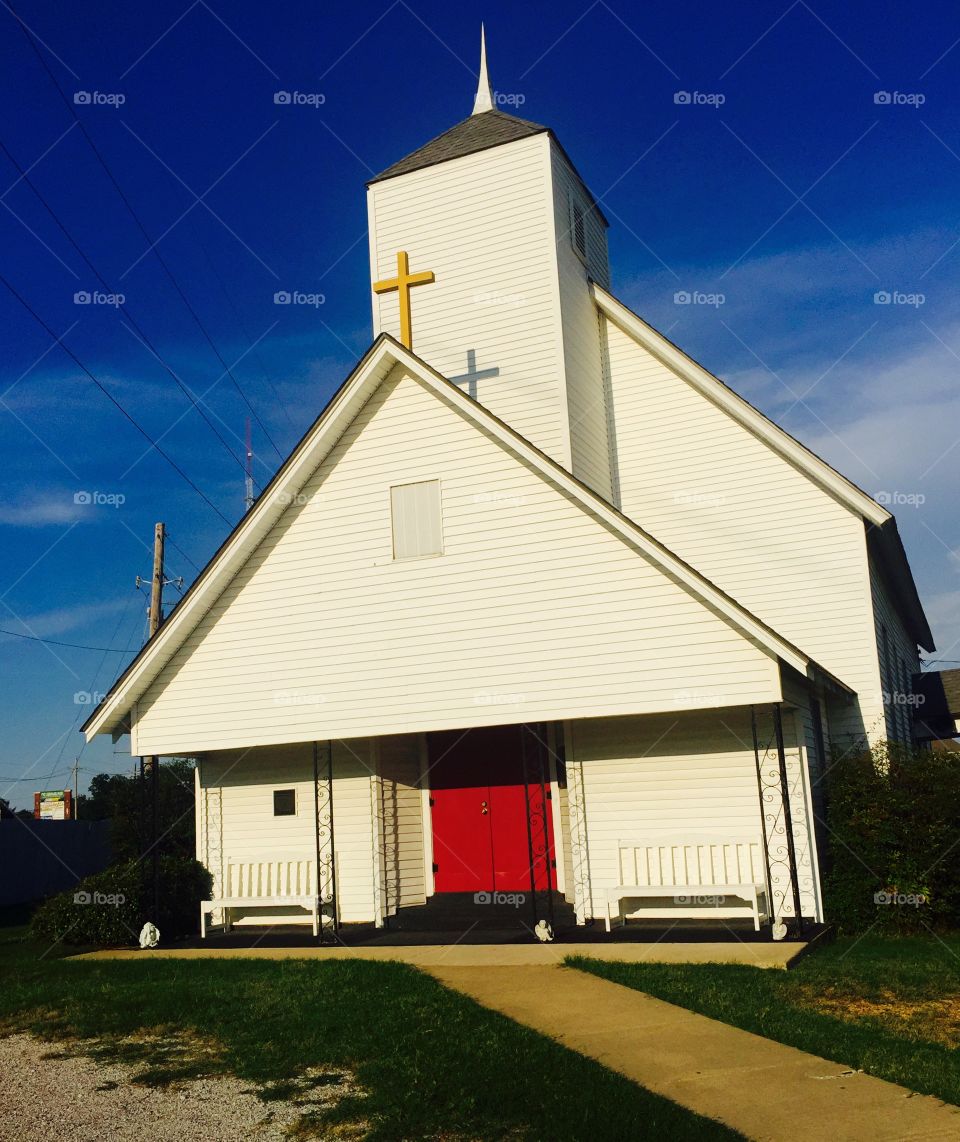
[2,0,959,805]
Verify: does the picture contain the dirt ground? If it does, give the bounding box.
[797,986,960,1048]
[0,1033,363,1140]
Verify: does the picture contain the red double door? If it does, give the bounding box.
[428,725,555,893]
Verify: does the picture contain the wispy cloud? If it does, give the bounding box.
[0,493,85,528]
[0,597,133,641]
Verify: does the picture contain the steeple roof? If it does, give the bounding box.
[368,109,548,185]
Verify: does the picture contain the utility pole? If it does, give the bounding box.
[148,521,165,637]
[71,759,79,820]
[142,521,165,925]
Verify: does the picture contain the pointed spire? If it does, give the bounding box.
[472,24,495,115]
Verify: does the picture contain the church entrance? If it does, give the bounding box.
[428,725,555,894]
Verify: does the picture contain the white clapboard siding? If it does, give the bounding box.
[551,144,612,500]
[197,741,376,924]
[368,133,571,467]
[134,366,782,755]
[602,315,893,745]
[569,708,820,920]
[377,734,426,912]
[870,558,921,745]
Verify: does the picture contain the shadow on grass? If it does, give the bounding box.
[0,922,741,1141]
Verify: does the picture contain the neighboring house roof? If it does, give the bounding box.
[82,334,848,741]
[593,282,935,652]
[912,668,960,741]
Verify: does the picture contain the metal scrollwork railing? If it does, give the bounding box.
[562,729,591,926]
[313,741,338,943]
[751,705,809,937]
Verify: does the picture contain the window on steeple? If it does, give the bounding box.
[570,195,587,261]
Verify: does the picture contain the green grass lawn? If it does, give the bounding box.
[570,934,960,1107]
[0,913,739,1141]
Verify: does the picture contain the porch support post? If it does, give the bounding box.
[773,704,805,936]
[536,725,556,932]
[750,705,775,932]
[520,724,540,934]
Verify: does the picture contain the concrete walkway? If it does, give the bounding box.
[427,964,960,1142]
[77,939,805,968]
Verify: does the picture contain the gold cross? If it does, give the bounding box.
[372,250,436,349]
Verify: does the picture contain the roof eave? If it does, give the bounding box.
[591,282,892,527]
[81,335,399,740]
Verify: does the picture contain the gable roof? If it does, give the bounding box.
[82,335,849,741]
[369,109,548,184]
[593,282,934,652]
[367,109,610,226]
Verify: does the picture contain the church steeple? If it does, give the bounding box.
[472,25,495,115]
[367,27,612,495]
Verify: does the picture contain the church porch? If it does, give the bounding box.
[193,699,825,942]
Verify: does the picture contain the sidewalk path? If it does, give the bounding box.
[427,964,960,1142]
[78,939,804,968]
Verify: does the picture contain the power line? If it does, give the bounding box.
[165,533,200,574]
[8,0,286,463]
[0,270,233,525]
[0,625,138,653]
[52,590,142,772]
[0,137,251,480]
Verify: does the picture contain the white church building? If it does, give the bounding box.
[83,35,933,941]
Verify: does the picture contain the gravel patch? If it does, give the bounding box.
[0,1033,364,1140]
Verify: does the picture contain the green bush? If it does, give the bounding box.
[30,856,212,948]
[823,744,960,933]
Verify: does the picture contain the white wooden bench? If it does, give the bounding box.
[200,855,321,938]
[605,837,769,932]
